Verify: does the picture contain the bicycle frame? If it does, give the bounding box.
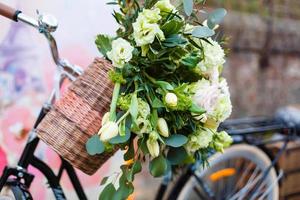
[0,4,87,199]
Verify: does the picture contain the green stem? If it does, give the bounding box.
[143,72,156,84]
[109,82,121,121]
[116,110,130,125]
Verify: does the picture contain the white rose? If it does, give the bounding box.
[107,38,134,68]
[138,8,161,23]
[133,20,165,46]
[185,128,213,153]
[154,0,176,13]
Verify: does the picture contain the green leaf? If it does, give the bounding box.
[165,134,188,147]
[156,81,174,90]
[124,141,135,161]
[113,173,134,200]
[152,98,164,108]
[180,52,201,69]
[99,183,116,200]
[208,8,227,29]
[167,147,188,165]
[129,93,138,122]
[100,176,109,186]
[149,155,168,177]
[162,34,188,48]
[128,161,142,182]
[109,127,131,144]
[150,109,159,129]
[138,138,149,155]
[183,0,193,16]
[85,135,105,155]
[95,34,112,57]
[161,19,184,36]
[192,26,215,38]
[119,119,126,136]
[189,103,206,114]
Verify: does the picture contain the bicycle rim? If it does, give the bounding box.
[176,144,279,200]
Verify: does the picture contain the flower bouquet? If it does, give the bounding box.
[86,0,232,198]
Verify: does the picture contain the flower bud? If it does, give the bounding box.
[147,139,160,158]
[101,112,110,126]
[157,118,169,137]
[165,92,177,107]
[98,121,119,142]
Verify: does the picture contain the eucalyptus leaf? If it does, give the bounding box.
[192,26,215,38]
[98,183,116,200]
[162,34,188,48]
[208,8,227,29]
[183,0,193,16]
[128,161,142,182]
[167,147,188,165]
[95,34,112,57]
[109,127,131,144]
[149,155,168,177]
[85,135,105,155]
[165,134,188,147]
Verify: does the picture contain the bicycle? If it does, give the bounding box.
[0,3,87,199]
[1,3,299,200]
[156,107,299,200]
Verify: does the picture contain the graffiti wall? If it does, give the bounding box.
[0,0,123,199]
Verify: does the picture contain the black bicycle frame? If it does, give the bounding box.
[0,103,87,200]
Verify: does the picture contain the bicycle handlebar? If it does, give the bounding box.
[0,2,21,21]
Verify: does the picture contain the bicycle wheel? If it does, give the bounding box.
[167,144,279,200]
[0,180,32,200]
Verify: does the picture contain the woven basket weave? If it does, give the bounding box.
[37,58,116,175]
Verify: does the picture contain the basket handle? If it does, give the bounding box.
[0,2,21,21]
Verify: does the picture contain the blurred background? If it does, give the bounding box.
[0,0,299,199]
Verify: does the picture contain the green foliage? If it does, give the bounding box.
[149,155,168,177]
[183,0,194,16]
[95,34,112,57]
[108,70,126,84]
[192,26,215,38]
[85,135,105,155]
[99,183,116,200]
[165,134,188,147]
[161,19,184,36]
[163,34,188,48]
[167,147,188,165]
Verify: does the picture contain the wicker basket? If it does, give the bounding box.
[36,58,116,175]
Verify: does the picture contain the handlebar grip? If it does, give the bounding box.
[0,2,21,21]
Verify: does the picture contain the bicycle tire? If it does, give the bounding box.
[0,179,32,200]
[167,144,279,200]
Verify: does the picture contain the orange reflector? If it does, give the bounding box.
[209,168,236,182]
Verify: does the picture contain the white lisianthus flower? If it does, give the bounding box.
[192,78,232,124]
[107,38,134,68]
[138,8,161,23]
[155,0,176,13]
[185,128,213,154]
[196,38,225,81]
[165,92,178,108]
[213,131,232,152]
[98,121,119,141]
[133,19,165,46]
